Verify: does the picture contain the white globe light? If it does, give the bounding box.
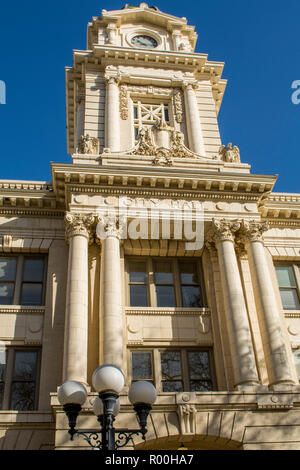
[92,364,125,393]
[92,397,120,417]
[57,381,87,406]
[128,381,157,405]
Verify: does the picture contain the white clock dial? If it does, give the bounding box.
[131,35,158,49]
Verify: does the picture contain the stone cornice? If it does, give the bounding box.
[51,162,276,206]
[260,191,300,223]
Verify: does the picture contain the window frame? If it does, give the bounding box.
[132,99,173,145]
[0,254,47,306]
[275,262,300,311]
[128,347,216,393]
[1,346,41,411]
[125,256,206,308]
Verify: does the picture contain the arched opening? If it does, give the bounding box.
[135,435,242,450]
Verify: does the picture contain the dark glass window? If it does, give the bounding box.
[275,265,300,310]
[9,350,39,410]
[129,261,148,307]
[0,256,46,306]
[132,352,153,382]
[161,351,183,392]
[179,262,202,308]
[0,257,17,304]
[154,261,175,307]
[187,351,213,391]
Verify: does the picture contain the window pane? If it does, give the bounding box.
[0,283,14,304]
[188,351,211,379]
[132,352,152,380]
[129,261,147,283]
[130,285,148,307]
[0,258,16,281]
[13,351,38,380]
[179,262,199,285]
[20,283,43,305]
[10,382,36,410]
[190,380,212,392]
[279,289,300,310]
[23,259,44,282]
[154,262,174,284]
[161,351,182,380]
[181,285,202,308]
[275,266,296,287]
[156,285,175,307]
[162,381,183,392]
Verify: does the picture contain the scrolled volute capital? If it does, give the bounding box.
[207,218,240,245]
[239,220,269,244]
[95,214,126,241]
[65,212,95,243]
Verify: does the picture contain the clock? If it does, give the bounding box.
[131,34,158,49]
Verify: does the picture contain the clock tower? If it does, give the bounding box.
[65,2,233,170]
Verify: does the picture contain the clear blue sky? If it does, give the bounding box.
[0,0,299,193]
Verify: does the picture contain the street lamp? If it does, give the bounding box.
[58,364,157,450]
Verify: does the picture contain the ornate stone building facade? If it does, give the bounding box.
[0,4,300,450]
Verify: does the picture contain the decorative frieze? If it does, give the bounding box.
[119,84,129,120]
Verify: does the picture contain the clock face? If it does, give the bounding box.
[131,34,158,49]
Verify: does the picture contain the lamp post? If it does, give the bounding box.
[57,364,157,450]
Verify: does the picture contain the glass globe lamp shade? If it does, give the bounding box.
[92,397,120,417]
[128,381,157,405]
[57,381,87,406]
[92,364,125,393]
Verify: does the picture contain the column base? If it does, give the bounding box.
[269,381,297,392]
[234,382,266,392]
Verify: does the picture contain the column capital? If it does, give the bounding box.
[65,212,95,243]
[206,218,240,246]
[96,214,126,241]
[238,220,269,244]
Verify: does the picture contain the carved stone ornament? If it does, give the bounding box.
[206,218,241,249]
[131,125,196,164]
[173,89,183,123]
[177,404,197,435]
[119,84,128,120]
[96,215,126,240]
[77,134,99,155]
[219,143,241,163]
[238,220,269,244]
[65,212,95,243]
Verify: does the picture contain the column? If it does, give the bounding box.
[183,82,206,156]
[63,212,94,385]
[105,75,120,151]
[208,219,260,389]
[97,216,123,369]
[240,221,294,388]
[75,86,85,151]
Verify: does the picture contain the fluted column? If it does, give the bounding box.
[183,82,206,156]
[63,213,94,385]
[240,221,294,388]
[105,75,120,151]
[97,216,124,369]
[75,86,85,151]
[207,219,260,389]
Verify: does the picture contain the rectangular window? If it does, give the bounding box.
[128,260,148,307]
[275,264,300,310]
[132,351,153,382]
[130,348,215,392]
[1,347,41,411]
[126,257,205,308]
[154,260,176,307]
[0,255,46,306]
[133,101,171,143]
